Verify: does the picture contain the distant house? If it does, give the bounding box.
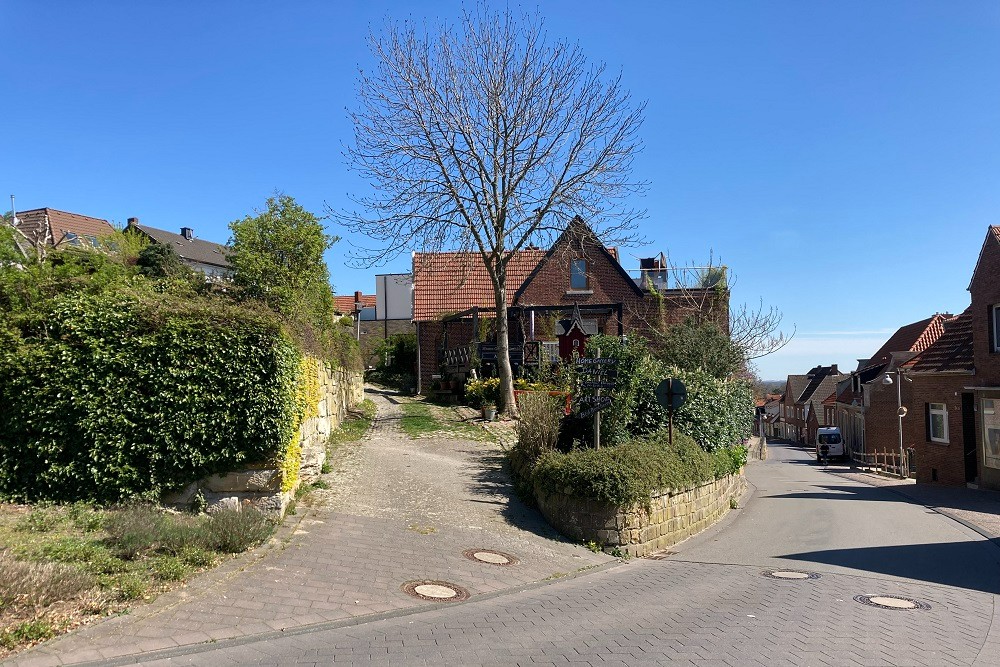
[125,218,230,278]
[778,365,845,444]
[410,216,728,393]
[10,207,115,254]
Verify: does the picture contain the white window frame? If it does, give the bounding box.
[984,398,1000,470]
[928,402,949,444]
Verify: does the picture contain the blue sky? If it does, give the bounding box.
[3,1,998,379]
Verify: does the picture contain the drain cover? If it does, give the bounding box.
[462,549,519,566]
[401,580,470,602]
[762,570,820,580]
[854,595,929,610]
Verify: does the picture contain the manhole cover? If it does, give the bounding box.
[401,580,470,602]
[854,595,929,610]
[762,570,820,580]
[462,549,519,566]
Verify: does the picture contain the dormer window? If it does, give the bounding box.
[570,259,588,290]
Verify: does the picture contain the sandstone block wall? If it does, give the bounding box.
[165,363,364,517]
[534,472,746,558]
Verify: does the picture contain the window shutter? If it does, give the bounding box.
[925,403,931,441]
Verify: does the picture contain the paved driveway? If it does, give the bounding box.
[121,439,1000,666]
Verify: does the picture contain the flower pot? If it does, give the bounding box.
[482,407,497,421]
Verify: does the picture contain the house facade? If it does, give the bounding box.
[969,226,1000,489]
[778,365,844,443]
[411,217,728,393]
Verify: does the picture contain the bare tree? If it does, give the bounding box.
[338,6,646,413]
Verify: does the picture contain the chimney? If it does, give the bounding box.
[126,217,139,227]
[830,364,839,374]
[180,227,193,240]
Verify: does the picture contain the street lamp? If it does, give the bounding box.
[882,370,912,477]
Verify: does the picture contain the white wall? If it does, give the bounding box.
[376,273,412,321]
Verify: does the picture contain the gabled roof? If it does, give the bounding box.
[514,216,643,302]
[969,225,1000,291]
[131,223,230,269]
[865,315,947,370]
[412,250,546,321]
[904,309,974,374]
[797,365,844,404]
[785,375,809,405]
[333,294,376,314]
[12,207,115,248]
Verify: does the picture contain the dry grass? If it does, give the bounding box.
[0,502,275,659]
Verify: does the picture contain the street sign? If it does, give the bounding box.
[655,378,687,411]
[577,395,613,406]
[581,381,616,389]
[579,403,612,419]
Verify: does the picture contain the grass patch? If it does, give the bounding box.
[0,502,275,657]
[400,399,493,441]
[327,399,377,451]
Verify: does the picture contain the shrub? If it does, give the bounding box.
[668,366,755,452]
[114,573,148,600]
[531,430,746,507]
[0,292,305,503]
[0,551,95,609]
[15,507,62,533]
[513,393,563,463]
[0,620,57,649]
[203,508,274,554]
[151,555,189,581]
[465,377,501,408]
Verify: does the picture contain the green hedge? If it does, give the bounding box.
[530,429,746,506]
[0,291,304,503]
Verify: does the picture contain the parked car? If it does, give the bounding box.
[816,427,845,463]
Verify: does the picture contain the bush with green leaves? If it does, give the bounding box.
[0,291,303,503]
[531,429,745,506]
[585,334,753,452]
[513,392,563,463]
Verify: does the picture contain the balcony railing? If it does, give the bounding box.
[627,266,728,291]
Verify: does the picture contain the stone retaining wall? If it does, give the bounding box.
[746,436,767,462]
[165,363,363,517]
[534,472,746,558]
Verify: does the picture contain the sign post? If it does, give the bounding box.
[655,378,688,447]
[574,352,619,450]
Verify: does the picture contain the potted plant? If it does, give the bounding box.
[482,401,497,421]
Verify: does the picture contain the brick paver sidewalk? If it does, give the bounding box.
[5,390,610,667]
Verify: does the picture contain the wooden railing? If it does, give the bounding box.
[849,447,915,479]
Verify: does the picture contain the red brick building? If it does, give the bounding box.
[411,217,727,392]
[777,365,845,443]
[969,226,1000,490]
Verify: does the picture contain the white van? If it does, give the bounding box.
[816,427,845,462]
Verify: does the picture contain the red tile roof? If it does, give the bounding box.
[334,294,376,314]
[904,309,974,373]
[412,250,546,321]
[865,314,947,369]
[13,207,115,248]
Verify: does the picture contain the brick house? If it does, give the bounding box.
[833,315,948,457]
[900,310,975,485]
[777,366,845,443]
[411,217,728,393]
[969,226,1000,490]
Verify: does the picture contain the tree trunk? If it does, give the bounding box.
[494,287,519,418]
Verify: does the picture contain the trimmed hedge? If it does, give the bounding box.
[0,291,306,503]
[530,429,747,507]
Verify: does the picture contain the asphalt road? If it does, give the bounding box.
[132,440,1000,666]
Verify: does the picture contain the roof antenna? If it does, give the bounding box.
[9,194,15,226]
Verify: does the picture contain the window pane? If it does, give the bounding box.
[986,399,1000,469]
[994,306,1000,350]
[571,259,587,289]
[930,414,945,440]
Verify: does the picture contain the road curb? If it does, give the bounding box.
[67,557,627,667]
